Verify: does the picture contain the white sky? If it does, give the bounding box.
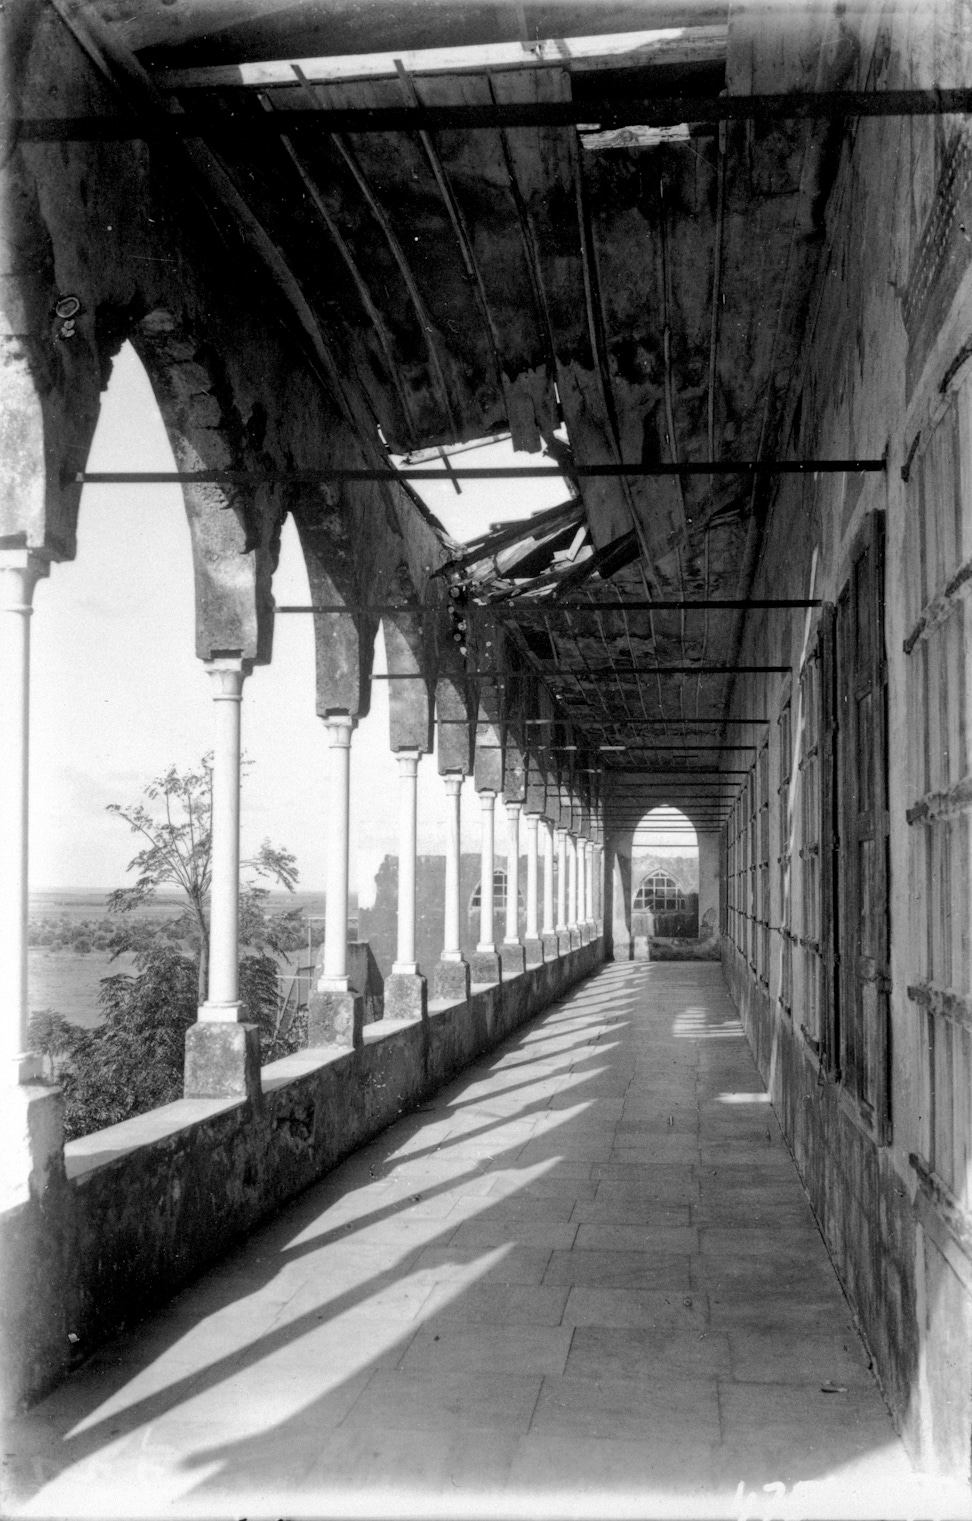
[29,343,695,900]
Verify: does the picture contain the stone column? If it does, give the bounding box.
[433,773,470,1001]
[541,819,558,959]
[584,841,593,929]
[0,551,63,1209]
[555,825,569,954]
[587,841,598,935]
[576,834,588,941]
[523,813,543,965]
[307,714,363,1048]
[567,832,580,947]
[386,750,427,1019]
[185,657,261,1100]
[0,551,47,1085]
[471,790,501,984]
[500,800,526,976]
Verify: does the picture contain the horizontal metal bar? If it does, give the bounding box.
[614,744,757,751]
[523,716,770,725]
[277,600,819,614]
[16,92,972,139]
[277,604,426,614]
[557,665,790,675]
[497,599,822,612]
[72,462,881,485]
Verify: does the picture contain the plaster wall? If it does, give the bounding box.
[720,14,972,1477]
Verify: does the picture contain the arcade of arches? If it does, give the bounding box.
[2,0,972,1501]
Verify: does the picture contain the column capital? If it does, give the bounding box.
[323,711,355,746]
[443,772,463,797]
[0,549,49,611]
[204,655,250,699]
[394,748,421,776]
[479,788,496,806]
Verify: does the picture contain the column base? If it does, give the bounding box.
[557,932,571,956]
[307,988,364,1049]
[433,958,471,1002]
[384,971,428,1021]
[542,932,561,960]
[0,1082,65,1212]
[184,1022,261,1102]
[470,950,502,985]
[500,942,526,977]
[524,937,544,967]
[568,928,582,950]
[579,923,592,944]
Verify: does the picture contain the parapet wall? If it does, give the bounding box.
[0,939,603,1415]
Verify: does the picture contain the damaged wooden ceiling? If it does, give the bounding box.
[71,0,861,783]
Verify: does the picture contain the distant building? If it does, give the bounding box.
[358,854,527,979]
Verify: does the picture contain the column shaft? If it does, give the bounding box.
[322,715,353,988]
[441,775,463,961]
[542,821,556,936]
[477,791,496,951]
[567,833,578,933]
[201,659,246,1018]
[0,552,47,1080]
[393,751,420,974]
[504,802,521,945]
[525,815,540,940]
[555,827,568,935]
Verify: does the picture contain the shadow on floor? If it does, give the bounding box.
[5,962,928,1519]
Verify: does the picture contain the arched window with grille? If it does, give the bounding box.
[634,872,686,914]
[469,870,509,912]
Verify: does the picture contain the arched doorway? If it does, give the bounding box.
[630,807,700,953]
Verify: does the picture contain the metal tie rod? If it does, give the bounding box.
[497,599,822,611]
[18,91,972,139]
[276,600,819,613]
[556,665,790,675]
[71,462,882,484]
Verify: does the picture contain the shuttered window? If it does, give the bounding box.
[835,512,891,1140]
[904,386,972,1207]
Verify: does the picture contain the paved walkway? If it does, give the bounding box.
[5,962,958,1519]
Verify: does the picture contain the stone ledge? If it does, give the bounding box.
[6,939,604,1417]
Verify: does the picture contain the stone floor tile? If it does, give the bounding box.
[573,1222,699,1253]
[449,1218,579,1250]
[399,1323,574,1377]
[304,1423,520,1492]
[340,1368,543,1433]
[562,1285,708,1329]
[726,1325,875,1387]
[531,1371,721,1444]
[713,1380,915,1488]
[506,1430,719,1492]
[543,1247,693,1290]
[564,1324,731,1381]
[419,1282,571,1326]
[409,1243,553,1284]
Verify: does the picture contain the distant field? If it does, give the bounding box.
[28,889,330,1026]
[29,948,137,1028]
